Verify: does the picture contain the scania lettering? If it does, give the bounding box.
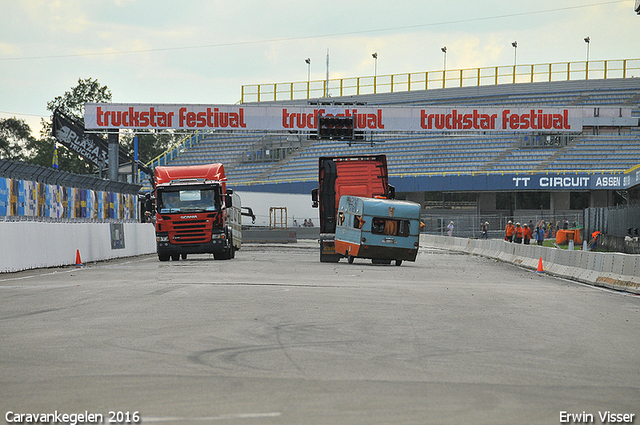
[154,164,241,261]
[311,155,394,263]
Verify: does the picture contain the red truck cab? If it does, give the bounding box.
[312,155,394,262]
[154,164,238,261]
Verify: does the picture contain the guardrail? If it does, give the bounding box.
[420,234,640,294]
[241,58,640,103]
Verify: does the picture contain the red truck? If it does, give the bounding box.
[154,164,242,261]
[312,155,395,262]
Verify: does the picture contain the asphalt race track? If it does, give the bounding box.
[1,241,639,425]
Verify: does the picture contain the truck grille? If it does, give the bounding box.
[171,219,210,244]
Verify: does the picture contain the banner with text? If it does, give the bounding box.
[81,103,624,133]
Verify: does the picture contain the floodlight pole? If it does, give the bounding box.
[512,41,518,83]
[441,47,447,88]
[372,52,378,94]
[305,58,311,98]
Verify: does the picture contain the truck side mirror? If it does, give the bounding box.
[225,194,233,208]
[388,185,396,200]
[311,188,319,208]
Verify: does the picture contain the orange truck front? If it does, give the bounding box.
[154,164,236,261]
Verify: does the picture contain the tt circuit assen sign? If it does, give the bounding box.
[393,172,630,193]
[84,103,592,133]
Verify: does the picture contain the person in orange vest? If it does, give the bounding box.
[514,222,524,244]
[505,220,515,242]
[523,223,533,244]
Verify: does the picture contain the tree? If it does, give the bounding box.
[119,131,184,165]
[0,117,33,161]
[27,77,177,175]
[47,77,112,122]
[26,77,112,174]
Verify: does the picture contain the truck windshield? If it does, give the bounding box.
[158,188,219,213]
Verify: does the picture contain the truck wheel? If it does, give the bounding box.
[395,259,403,266]
[171,253,180,261]
[181,253,188,260]
[348,255,354,264]
[158,254,170,262]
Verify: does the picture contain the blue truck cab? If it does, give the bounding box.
[334,195,422,266]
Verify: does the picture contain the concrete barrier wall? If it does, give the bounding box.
[420,234,640,295]
[0,221,156,273]
[243,228,297,243]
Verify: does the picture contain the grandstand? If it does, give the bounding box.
[149,78,640,180]
[143,74,640,233]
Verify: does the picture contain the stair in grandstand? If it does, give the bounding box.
[225,134,314,183]
[569,95,590,106]
[477,145,520,173]
[624,92,640,106]
[531,137,581,172]
[253,137,314,181]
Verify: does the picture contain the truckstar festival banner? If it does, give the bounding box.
[84,103,613,133]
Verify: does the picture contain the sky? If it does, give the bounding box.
[1,0,639,136]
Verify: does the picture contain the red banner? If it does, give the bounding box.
[84,103,628,132]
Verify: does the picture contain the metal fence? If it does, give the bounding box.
[242,58,640,103]
[421,212,584,239]
[0,159,141,222]
[584,205,640,239]
[0,159,140,194]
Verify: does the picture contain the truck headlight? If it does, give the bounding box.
[156,236,169,242]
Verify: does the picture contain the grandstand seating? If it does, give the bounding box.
[153,77,640,184]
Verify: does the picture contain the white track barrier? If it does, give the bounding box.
[0,222,156,273]
[421,234,640,294]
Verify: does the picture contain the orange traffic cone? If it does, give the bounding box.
[536,256,543,273]
[75,249,83,267]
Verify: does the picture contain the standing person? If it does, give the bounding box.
[505,220,515,242]
[523,223,532,244]
[447,221,454,237]
[514,223,524,244]
[481,221,489,239]
[536,225,545,246]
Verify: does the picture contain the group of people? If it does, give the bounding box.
[504,220,547,245]
[444,219,570,244]
[293,219,315,227]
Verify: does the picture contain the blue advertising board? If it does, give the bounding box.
[390,172,627,193]
[231,171,632,195]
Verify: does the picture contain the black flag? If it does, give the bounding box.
[52,111,131,167]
